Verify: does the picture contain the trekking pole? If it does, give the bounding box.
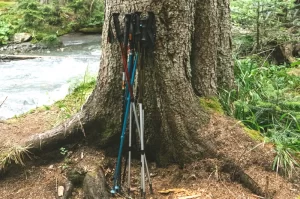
[112,13,134,100]
[111,52,139,194]
[127,96,133,195]
[139,17,149,198]
[140,105,146,198]
[122,13,136,194]
[130,96,153,195]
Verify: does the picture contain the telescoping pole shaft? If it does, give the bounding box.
[111,54,139,193]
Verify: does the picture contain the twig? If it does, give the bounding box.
[260,48,275,68]
[77,115,86,137]
[0,96,8,108]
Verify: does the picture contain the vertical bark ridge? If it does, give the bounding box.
[191,0,218,97]
[217,0,234,90]
[142,0,208,165]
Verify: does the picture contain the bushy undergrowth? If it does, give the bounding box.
[219,59,300,177]
[231,0,300,57]
[0,0,104,45]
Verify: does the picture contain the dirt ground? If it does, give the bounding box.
[0,107,59,150]
[0,108,300,199]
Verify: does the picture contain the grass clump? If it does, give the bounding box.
[219,59,300,177]
[53,69,96,124]
[244,127,264,141]
[0,145,32,171]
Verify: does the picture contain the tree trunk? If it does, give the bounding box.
[216,0,234,90]
[191,0,218,96]
[82,0,211,166]
[25,0,232,166]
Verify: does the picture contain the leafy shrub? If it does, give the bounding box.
[232,0,299,57]
[219,58,300,176]
[0,21,12,44]
[0,0,104,45]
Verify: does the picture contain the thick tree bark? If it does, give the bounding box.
[192,0,218,96]
[82,0,209,166]
[21,0,234,167]
[216,0,234,90]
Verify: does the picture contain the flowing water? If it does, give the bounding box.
[0,33,101,120]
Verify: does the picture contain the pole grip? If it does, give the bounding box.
[135,12,142,36]
[112,13,122,43]
[141,18,148,45]
[124,14,131,49]
[129,13,135,50]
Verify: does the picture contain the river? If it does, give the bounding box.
[0,33,101,120]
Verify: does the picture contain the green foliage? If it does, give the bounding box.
[60,147,68,156]
[0,21,12,44]
[67,0,104,28]
[219,58,300,176]
[231,0,299,57]
[0,0,104,45]
[0,1,15,10]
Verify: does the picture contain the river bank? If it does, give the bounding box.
[0,33,101,120]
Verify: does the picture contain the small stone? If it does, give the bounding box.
[48,165,54,170]
[58,186,64,197]
[13,33,32,43]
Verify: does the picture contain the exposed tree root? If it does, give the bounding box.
[221,160,265,196]
[23,112,87,153]
[0,111,87,175]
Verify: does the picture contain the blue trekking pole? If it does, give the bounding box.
[111,53,139,194]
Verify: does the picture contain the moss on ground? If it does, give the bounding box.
[200,97,224,114]
[244,127,264,141]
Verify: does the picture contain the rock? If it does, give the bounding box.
[13,33,32,43]
[83,168,110,199]
[62,181,74,199]
[58,186,64,197]
[67,167,86,186]
[48,165,54,170]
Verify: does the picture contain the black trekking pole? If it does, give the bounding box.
[124,11,142,195]
[121,12,136,189]
[139,17,148,199]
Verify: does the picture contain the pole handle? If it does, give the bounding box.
[112,13,122,43]
[124,14,131,49]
